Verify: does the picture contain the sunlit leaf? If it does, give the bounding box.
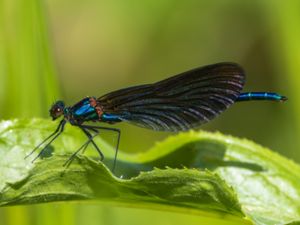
[1,119,300,225]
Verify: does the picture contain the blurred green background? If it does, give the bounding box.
[1,0,300,224]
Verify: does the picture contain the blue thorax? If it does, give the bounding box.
[64,97,122,123]
[74,102,94,116]
[69,97,98,121]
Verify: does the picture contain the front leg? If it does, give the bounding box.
[27,120,67,162]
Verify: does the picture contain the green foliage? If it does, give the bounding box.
[0,1,299,225]
[1,119,300,225]
[0,0,59,118]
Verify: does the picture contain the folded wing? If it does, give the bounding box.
[97,62,245,131]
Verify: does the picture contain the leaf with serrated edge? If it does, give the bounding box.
[1,119,300,225]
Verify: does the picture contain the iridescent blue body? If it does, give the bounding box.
[68,98,98,121]
[64,97,121,124]
[237,92,287,102]
[26,62,287,172]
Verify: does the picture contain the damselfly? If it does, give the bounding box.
[26,62,287,170]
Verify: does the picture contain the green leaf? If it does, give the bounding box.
[1,119,300,225]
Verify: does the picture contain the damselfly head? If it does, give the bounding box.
[50,100,65,120]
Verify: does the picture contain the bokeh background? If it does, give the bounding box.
[1,0,300,224]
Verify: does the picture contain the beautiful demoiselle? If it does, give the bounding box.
[26,62,287,170]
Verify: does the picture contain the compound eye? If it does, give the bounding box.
[52,107,63,118]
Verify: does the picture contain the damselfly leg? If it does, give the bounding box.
[25,120,66,162]
[79,125,120,172]
[80,127,104,160]
[63,130,99,167]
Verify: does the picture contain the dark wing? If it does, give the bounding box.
[97,62,245,131]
